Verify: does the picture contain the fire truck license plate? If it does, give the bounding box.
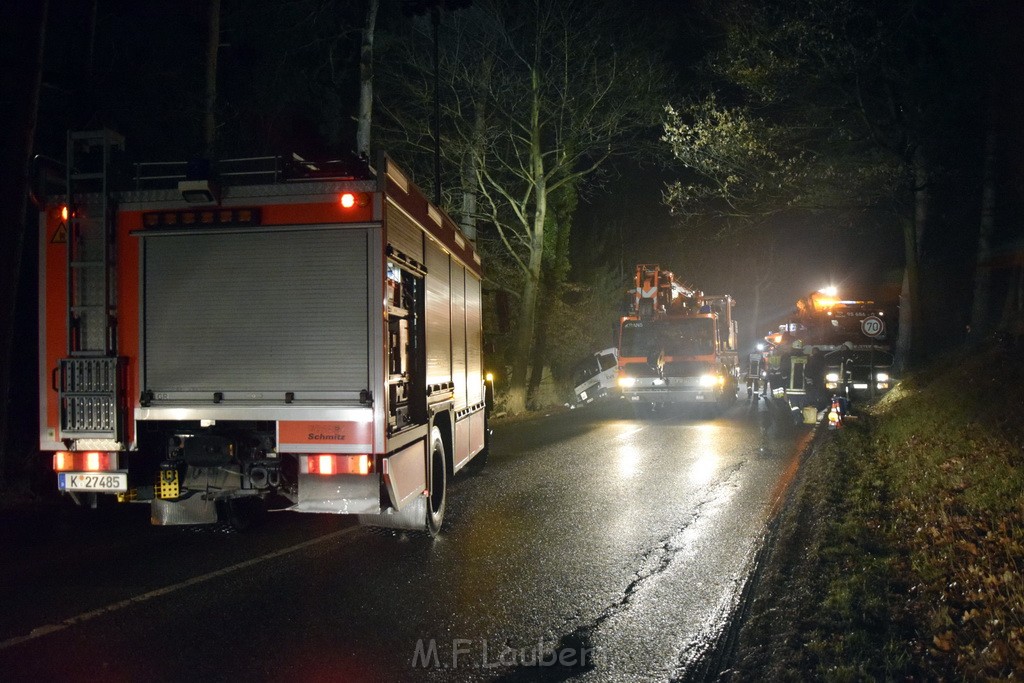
[58,472,128,492]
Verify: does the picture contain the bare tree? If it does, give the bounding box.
[356,0,378,158]
[378,0,667,412]
[463,1,666,412]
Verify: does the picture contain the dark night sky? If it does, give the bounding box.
[26,0,1024,353]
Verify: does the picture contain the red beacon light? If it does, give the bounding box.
[339,193,356,208]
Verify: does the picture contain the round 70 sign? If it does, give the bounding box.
[861,315,885,338]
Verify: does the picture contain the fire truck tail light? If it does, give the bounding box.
[340,193,356,208]
[52,451,117,472]
[305,454,372,475]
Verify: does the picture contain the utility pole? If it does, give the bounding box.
[400,0,472,205]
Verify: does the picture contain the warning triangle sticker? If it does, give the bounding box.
[51,223,67,244]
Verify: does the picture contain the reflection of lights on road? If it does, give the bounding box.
[690,452,718,485]
[617,445,641,478]
[690,424,721,485]
[616,425,643,440]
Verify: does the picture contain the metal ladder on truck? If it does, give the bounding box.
[57,129,128,449]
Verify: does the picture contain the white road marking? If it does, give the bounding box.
[0,526,356,651]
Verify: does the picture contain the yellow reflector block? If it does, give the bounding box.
[157,468,180,500]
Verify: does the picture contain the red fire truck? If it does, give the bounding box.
[39,130,489,533]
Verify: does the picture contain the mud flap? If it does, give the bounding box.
[358,496,428,531]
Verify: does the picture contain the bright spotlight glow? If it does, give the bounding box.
[688,425,721,485]
[690,453,718,486]
[819,285,838,296]
[617,445,641,478]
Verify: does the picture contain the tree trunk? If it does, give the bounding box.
[526,281,550,404]
[505,66,547,415]
[460,59,489,242]
[203,0,221,157]
[970,111,998,340]
[896,156,927,370]
[356,0,378,159]
[999,260,1024,345]
[896,213,922,371]
[0,0,48,489]
[508,216,546,414]
[527,203,573,405]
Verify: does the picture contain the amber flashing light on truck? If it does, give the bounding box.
[339,192,369,209]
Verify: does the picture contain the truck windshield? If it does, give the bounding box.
[620,318,715,357]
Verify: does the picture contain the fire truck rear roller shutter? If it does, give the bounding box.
[142,227,370,394]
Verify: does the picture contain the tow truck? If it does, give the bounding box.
[764,288,897,411]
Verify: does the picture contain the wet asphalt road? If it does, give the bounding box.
[0,398,810,682]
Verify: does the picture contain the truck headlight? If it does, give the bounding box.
[618,377,636,388]
[699,374,723,387]
[875,372,889,383]
[825,372,840,383]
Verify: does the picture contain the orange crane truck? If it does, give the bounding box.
[616,264,739,416]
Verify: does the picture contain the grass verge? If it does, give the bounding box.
[728,343,1024,680]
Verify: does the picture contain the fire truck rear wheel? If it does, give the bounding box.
[426,427,447,536]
